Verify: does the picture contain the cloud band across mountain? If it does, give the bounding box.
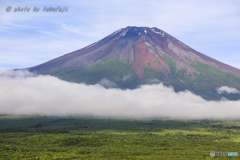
[1,70,240,119]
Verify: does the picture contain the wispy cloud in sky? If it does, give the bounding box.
[0,0,239,69]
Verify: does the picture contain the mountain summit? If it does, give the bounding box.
[27,26,240,100]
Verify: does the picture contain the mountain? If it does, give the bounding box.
[26,26,240,100]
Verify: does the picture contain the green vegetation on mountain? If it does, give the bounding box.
[51,58,140,89]
[143,67,162,82]
[46,58,240,100]
[151,52,161,65]
[162,54,176,75]
[155,61,240,100]
[176,69,187,78]
[191,61,240,100]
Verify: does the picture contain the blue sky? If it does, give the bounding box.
[0,0,240,71]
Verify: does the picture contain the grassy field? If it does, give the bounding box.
[0,116,240,159]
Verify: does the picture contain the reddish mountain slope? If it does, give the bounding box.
[26,26,240,100]
[29,26,240,78]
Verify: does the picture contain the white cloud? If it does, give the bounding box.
[1,69,35,78]
[0,68,11,74]
[1,70,240,120]
[217,86,240,94]
[98,78,117,88]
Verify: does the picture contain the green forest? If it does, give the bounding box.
[0,116,239,159]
